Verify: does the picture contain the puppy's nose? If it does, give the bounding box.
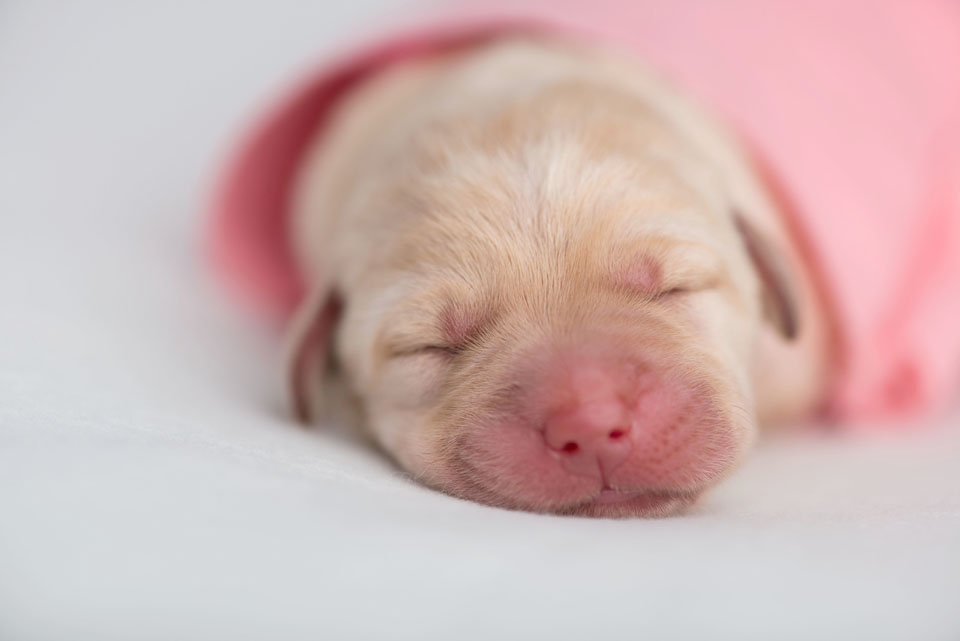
[544,395,635,479]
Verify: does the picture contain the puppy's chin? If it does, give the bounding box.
[400,442,705,519]
[560,489,699,519]
[434,463,702,518]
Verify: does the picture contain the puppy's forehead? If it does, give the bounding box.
[380,190,727,304]
[369,113,733,307]
[391,188,715,268]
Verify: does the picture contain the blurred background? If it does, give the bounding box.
[1,2,959,640]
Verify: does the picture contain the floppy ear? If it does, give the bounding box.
[733,213,799,341]
[284,285,342,423]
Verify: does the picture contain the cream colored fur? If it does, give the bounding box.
[287,37,832,515]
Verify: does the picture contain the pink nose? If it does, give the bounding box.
[543,396,635,479]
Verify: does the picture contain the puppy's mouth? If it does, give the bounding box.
[448,436,703,518]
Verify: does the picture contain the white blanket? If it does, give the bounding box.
[1,2,958,639]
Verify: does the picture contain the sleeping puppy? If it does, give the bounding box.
[285,38,831,517]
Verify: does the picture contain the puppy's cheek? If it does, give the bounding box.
[366,354,455,483]
[378,353,448,411]
[367,408,439,476]
[370,411,464,494]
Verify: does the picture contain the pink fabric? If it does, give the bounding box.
[209,0,960,422]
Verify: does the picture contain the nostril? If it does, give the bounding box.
[561,441,580,454]
[608,428,626,440]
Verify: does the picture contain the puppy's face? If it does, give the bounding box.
[290,84,795,517]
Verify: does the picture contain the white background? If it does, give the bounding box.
[1,2,959,640]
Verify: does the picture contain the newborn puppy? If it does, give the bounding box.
[284,39,830,517]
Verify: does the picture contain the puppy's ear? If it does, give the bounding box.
[284,285,342,423]
[733,213,799,341]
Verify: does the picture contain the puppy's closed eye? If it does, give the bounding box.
[651,284,697,299]
[378,312,457,361]
[381,310,478,360]
[381,294,492,361]
[615,240,724,300]
[390,343,462,358]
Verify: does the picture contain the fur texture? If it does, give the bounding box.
[286,38,831,517]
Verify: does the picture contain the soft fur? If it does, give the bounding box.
[286,38,832,518]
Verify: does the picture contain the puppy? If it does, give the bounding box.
[283,39,831,517]
[212,2,960,518]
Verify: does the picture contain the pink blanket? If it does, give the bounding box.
[210,0,960,422]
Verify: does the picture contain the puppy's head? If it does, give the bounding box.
[288,81,797,517]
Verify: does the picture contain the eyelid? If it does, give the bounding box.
[654,273,720,297]
[655,245,726,295]
[388,343,461,358]
[380,299,491,359]
[614,237,725,298]
[653,285,691,298]
[379,319,454,358]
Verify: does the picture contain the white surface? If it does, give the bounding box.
[2,2,959,640]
